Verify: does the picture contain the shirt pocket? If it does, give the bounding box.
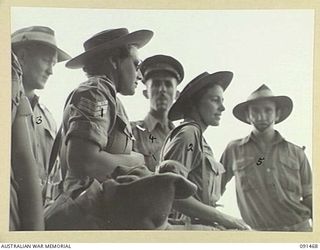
[205,155,225,176]
[204,155,225,204]
[234,158,261,192]
[107,115,134,154]
[278,155,301,194]
[43,124,56,140]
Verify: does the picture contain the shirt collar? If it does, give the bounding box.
[89,75,117,96]
[143,112,174,132]
[239,130,285,146]
[30,94,39,109]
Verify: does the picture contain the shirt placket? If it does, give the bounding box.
[251,139,279,200]
[263,151,278,199]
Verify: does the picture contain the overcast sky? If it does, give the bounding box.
[11,7,314,218]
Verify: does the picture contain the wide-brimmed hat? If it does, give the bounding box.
[44,163,196,230]
[233,84,293,124]
[65,28,153,69]
[168,71,233,121]
[102,172,197,229]
[140,54,184,84]
[11,26,71,62]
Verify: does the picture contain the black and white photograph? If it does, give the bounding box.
[2,0,319,243]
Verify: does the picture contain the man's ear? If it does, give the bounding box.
[275,109,281,123]
[143,89,149,99]
[175,90,180,100]
[108,56,119,70]
[245,110,251,124]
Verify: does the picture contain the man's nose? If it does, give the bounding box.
[159,82,167,92]
[219,103,225,112]
[46,64,53,75]
[256,112,266,120]
[137,69,143,81]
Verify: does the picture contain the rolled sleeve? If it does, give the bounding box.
[220,143,236,195]
[66,120,109,149]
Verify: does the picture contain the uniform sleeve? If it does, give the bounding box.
[15,96,33,117]
[298,150,312,197]
[161,125,202,178]
[65,86,115,150]
[220,142,235,195]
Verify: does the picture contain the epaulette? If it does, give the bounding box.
[131,120,146,131]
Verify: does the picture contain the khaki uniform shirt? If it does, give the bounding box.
[28,96,57,189]
[10,52,24,230]
[220,131,312,231]
[131,113,174,171]
[160,120,225,208]
[61,76,134,191]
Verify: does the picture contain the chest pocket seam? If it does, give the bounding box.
[278,155,301,193]
[279,155,300,170]
[233,157,256,171]
[117,115,133,139]
[235,159,261,192]
[106,115,133,154]
[36,113,56,140]
[205,155,225,175]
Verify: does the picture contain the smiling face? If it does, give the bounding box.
[195,84,225,127]
[144,72,179,113]
[247,99,280,132]
[18,43,57,92]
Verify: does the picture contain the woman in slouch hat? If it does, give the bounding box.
[160,71,250,230]
[46,28,153,229]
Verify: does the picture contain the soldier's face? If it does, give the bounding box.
[145,74,178,112]
[196,84,225,126]
[118,46,142,96]
[20,44,57,91]
[247,100,279,132]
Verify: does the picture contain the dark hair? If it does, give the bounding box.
[83,46,131,76]
[181,84,222,118]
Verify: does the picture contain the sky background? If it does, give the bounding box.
[11,7,314,219]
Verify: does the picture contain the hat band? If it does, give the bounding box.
[144,66,181,80]
[12,31,57,47]
[247,89,275,101]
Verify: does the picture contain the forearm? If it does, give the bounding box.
[67,138,144,181]
[83,152,143,180]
